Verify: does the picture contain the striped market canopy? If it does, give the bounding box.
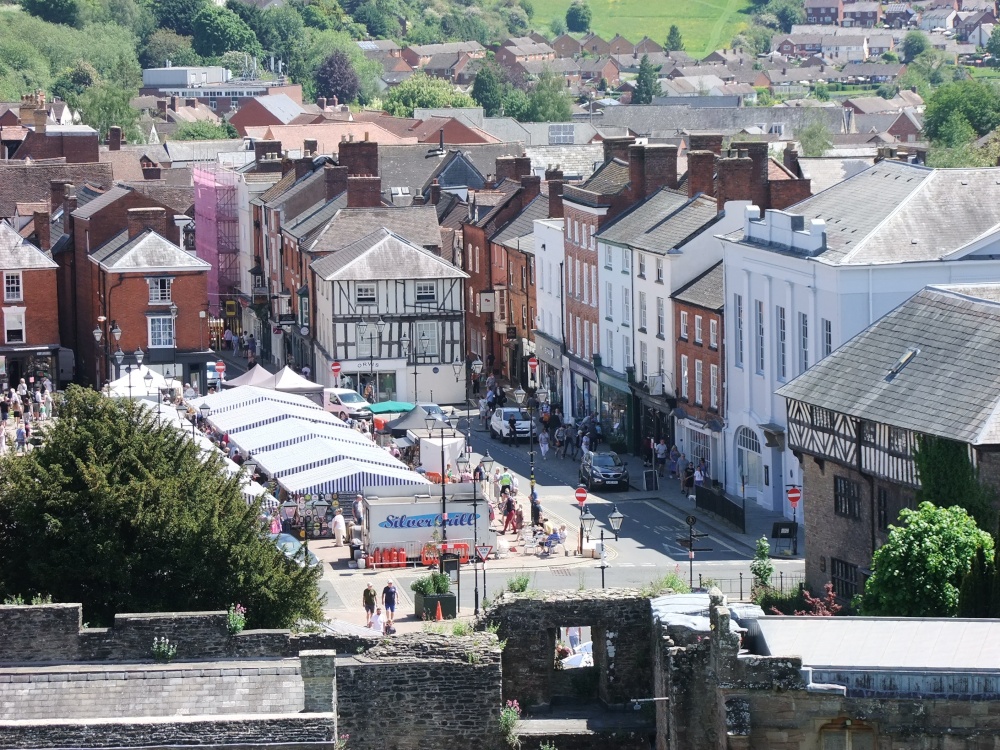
[278,459,428,496]
[228,417,372,455]
[206,402,347,435]
[253,437,407,478]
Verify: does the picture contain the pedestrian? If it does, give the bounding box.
[332,508,346,547]
[381,581,398,624]
[239,332,248,358]
[363,583,377,626]
[12,396,21,426]
[694,464,705,489]
[16,378,27,398]
[514,505,524,534]
[506,412,517,445]
[369,607,386,634]
[567,626,582,653]
[15,424,26,454]
[247,334,257,361]
[655,439,668,477]
[0,398,8,428]
[677,453,689,491]
[669,444,680,478]
[538,428,550,459]
[224,327,234,351]
[684,463,696,498]
[579,430,590,458]
[501,493,516,534]
[554,424,566,458]
[530,490,542,527]
[499,467,513,495]
[301,364,311,379]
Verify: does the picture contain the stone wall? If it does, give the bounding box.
[0,715,337,750]
[0,660,302,721]
[482,589,653,710]
[0,604,377,665]
[335,633,503,750]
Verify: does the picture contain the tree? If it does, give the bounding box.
[383,73,474,117]
[526,68,572,122]
[633,54,660,105]
[258,5,307,63]
[958,546,994,618]
[797,120,832,156]
[914,435,997,532]
[793,584,843,616]
[902,30,930,62]
[78,84,142,143]
[666,24,684,52]
[20,0,81,27]
[352,0,401,38]
[141,29,202,69]
[173,121,240,140]
[565,0,591,32]
[315,49,360,104]
[857,502,993,617]
[154,0,211,38]
[813,82,830,101]
[750,536,774,600]
[192,5,261,58]
[0,387,324,628]
[549,17,566,36]
[471,60,506,116]
[937,110,977,149]
[52,60,100,105]
[881,50,899,63]
[988,25,1000,61]
[925,80,1000,140]
[763,0,804,32]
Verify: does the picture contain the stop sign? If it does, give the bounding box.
[575,486,587,506]
[214,360,226,374]
[787,486,802,507]
[528,356,538,372]
[331,361,342,376]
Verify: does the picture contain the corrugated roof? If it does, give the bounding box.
[776,286,1000,446]
[311,228,467,281]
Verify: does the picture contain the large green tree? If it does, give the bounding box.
[20,0,81,27]
[857,502,993,617]
[797,120,832,156]
[526,68,572,122]
[565,0,591,32]
[666,24,684,52]
[634,54,660,105]
[988,25,1000,61]
[471,60,506,116]
[154,0,211,38]
[0,387,323,628]
[79,83,142,143]
[914,435,997,532]
[192,5,261,58]
[173,121,240,140]
[383,73,475,117]
[902,30,930,62]
[141,29,202,69]
[924,80,1000,140]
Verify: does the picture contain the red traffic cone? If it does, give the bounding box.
[435,601,444,621]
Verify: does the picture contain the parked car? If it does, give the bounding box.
[268,533,322,569]
[579,451,629,491]
[490,407,532,441]
[323,387,373,421]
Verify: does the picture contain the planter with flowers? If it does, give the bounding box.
[410,572,457,619]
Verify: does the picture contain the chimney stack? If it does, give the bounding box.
[743,141,770,211]
[430,178,442,205]
[33,210,50,252]
[50,180,70,213]
[412,194,426,205]
[157,99,168,116]
[687,133,723,155]
[783,143,800,177]
[185,98,198,109]
[170,96,179,112]
[628,144,648,202]
[303,138,318,157]
[109,126,122,151]
[62,184,77,223]
[317,97,327,110]
[324,164,348,200]
[520,174,541,204]
[346,175,382,208]
[716,153,753,212]
[127,207,168,239]
[294,155,313,180]
[687,150,716,199]
[602,135,636,164]
[33,108,46,135]
[548,178,564,219]
[339,138,379,176]
[142,166,162,180]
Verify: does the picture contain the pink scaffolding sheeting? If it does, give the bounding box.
[194,164,240,316]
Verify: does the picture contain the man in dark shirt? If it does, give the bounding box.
[363,583,377,627]
[382,581,398,625]
[507,413,517,445]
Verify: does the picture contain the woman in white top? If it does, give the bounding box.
[538,429,550,460]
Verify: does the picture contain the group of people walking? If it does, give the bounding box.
[2,377,53,454]
[653,439,708,496]
[222,329,258,365]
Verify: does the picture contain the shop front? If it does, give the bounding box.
[633,383,677,465]
[674,409,724,484]
[567,355,596,424]
[594,357,634,455]
[534,331,564,410]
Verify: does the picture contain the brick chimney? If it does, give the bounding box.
[339,136,379,176]
[520,174,541,204]
[127,207,168,239]
[317,97,327,110]
[430,178,442,205]
[33,108,46,135]
[170,96,179,112]
[783,143,800,177]
[548,178,564,219]
[157,99,168,116]
[50,180,70,212]
[303,138,319,156]
[512,154,532,179]
[108,126,122,151]
[412,194,426,205]
[687,150,716,198]
[294,155,314,180]
[646,144,680,191]
[33,210,50,252]
[324,164,348,199]
[19,92,37,124]
[716,152,753,212]
[688,133,723,155]
[185,98,198,109]
[743,141,770,211]
[142,166,162,180]
[602,135,636,164]
[62,184,77,222]
[346,175,382,208]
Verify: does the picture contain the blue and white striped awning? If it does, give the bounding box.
[253,437,406,478]
[229,417,372,455]
[206,403,346,435]
[278,459,429,496]
[192,385,322,415]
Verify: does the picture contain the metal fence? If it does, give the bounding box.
[696,572,805,602]
[694,484,746,534]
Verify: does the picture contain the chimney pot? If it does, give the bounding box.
[430,179,442,205]
[317,97,327,110]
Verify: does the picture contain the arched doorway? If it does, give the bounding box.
[735,427,762,498]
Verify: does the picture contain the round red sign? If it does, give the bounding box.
[787,487,802,506]
[528,356,538,372]
[575,486,587,505]
[331,361,342,376]
[214,360,226,374]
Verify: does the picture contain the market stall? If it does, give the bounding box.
[252,437,407,478]
[278,458,428,497]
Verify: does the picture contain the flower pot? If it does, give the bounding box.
[413,591,457,619]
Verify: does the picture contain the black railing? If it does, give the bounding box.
[697,572,805,601]
[695,484,745,534]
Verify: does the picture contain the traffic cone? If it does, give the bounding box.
[435,601,444,621]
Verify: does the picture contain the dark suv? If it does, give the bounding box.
[579,451,629,491]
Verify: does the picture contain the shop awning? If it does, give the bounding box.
[278,459,428,496]
[369,401,414,415]
[253,437,407,478]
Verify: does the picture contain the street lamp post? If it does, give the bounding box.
[198,403,211,437]
[401,330,429,403]
[93,319,123,388]
[581,504,596,557]
[594,506,625,589]
[425,416,456,572]
[357,316,386,403]
[455,429,494,614]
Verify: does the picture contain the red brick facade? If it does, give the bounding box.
[673,301,724,421]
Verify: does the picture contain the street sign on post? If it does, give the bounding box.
[575,486,588,507]
[214,361,226,381]
[476,545,492,562]
[786,486,801,507]
[331,361,342,376]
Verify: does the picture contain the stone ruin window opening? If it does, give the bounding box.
[820,718,876,750]
[553,625,593,670]
[549,624,601,706]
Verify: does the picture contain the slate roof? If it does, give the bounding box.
[90,229,211,272]
[580,158,630,194]
[163,139,250,165]
[307,205,442,253]
[281,193,348,243]
[524,144,603,181]
[375,142,517,196]
[0,161,113,219]
[71,186,131,219]
[0,222,57,269]
[492,195,548,246]
[254,94,305,124]
[776,286,1000,446]
[797,156,874,193]
[311,228,467,281]
[581,104,848,138]
[597,189,719,254]
[671,261,723,310]
[125,182,196,215]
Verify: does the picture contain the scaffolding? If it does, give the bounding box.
[193,164,240,317]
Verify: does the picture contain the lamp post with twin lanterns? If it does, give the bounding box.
[454,426,494,614]
[178,402,212,438]
[400,330,428,402]
[113,346,146,400]
[357,316,386,402]
[513,386,548,498]
[454,357,484,403]
[577,503,625,588]
[92,318,122,388]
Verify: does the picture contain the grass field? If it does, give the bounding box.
[529,0,754,58]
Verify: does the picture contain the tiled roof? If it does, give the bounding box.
[258,171,297,205]
[580,158,630,194]
[258,123,419,155]
[124,182,195,215]
[492,195,548,246]
[91,229,210,271]
[308,204,442,253]
[597,189,718,253]
[671,261,723,310]
[281,194,348,243]
[71,186,131,219]
[311,228,467,281]
[0,222,57,269]
[0,161,113,219]
[776,286,1000,446]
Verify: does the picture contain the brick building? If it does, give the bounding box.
[843,1,882,26]
[139,67,303,118]
[805,0,844,24]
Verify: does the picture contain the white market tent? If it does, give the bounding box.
[105,365,174,400]
[263,366,324,396]
[252,437,407,478]
[223,364,275,388]
[205,402,346,435]
[278,458,428,496]
[192,385,322,415]
[228,417,372,455]
[417,435,467,475]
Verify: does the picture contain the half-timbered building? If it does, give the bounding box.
[777,284,1000,598]
[311,228,468,403]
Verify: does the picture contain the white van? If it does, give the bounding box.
[324,387,373,421]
